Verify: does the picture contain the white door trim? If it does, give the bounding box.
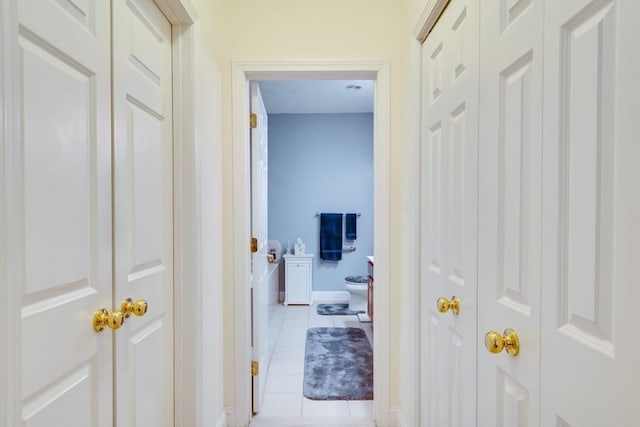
[170,20,198,427]
[155,1,201,426]
[231,60,391,427]
[155,0,199,24]
[0,1,21,424]
[413,0,451,43]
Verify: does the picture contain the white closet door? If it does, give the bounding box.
[9,0,113,425]
[419,0,479,425]
[112,0,174,426]
[477,0,544,425]
[540,0,640,425]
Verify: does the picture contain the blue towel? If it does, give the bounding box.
[345,213,357,240]
[320,213,343,261]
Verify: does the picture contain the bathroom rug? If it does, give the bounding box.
[303,327,373,400]
[316,303,364,316]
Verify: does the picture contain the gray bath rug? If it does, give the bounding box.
[316,303,364,316]
[303,327,373,400]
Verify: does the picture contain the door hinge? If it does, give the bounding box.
[250,237,258,253]
[250,113,257,129]
[251,360,259,376]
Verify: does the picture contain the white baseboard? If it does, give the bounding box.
[215,408,228,427]
[216,406,236,427]
[250,416,374,426]
[311,291,349,303]
[390,405,409,427]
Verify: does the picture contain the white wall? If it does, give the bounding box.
[268,113,374,293]
[195,40,226,427]
[203,1,429,425]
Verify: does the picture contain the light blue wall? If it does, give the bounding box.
[268,113,373,293]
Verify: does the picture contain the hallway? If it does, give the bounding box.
[252,304,374,426]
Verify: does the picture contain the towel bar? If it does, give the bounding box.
[315,212,361,217]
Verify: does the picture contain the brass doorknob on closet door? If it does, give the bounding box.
[437,296,460,315]
[120,298,148,318]
[485,328,520,357]
[93,308,125,332]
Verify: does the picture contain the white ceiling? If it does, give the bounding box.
[257,80,374,114]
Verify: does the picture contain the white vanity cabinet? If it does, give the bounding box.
[283,254,314,305]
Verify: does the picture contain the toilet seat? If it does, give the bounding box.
[345,275,368,314]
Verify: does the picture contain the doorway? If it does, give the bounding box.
[231,62,391,426]
[253,78,374,420]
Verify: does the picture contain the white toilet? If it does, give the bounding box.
[345,276,368,312]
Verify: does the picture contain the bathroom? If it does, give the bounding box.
[257,79,375,420]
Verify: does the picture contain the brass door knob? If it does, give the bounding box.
[437,296,460,315]
[484,328,520,357]
[121,298,148,318]
[93,308,125,332]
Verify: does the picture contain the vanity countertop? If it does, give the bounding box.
[283,253,314,258]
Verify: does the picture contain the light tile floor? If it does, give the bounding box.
[253,303,374,424]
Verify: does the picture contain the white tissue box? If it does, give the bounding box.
[294,243,305,255]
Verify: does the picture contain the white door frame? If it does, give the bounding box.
[231,61,391,426]
[157,1,204,426]
[0,0,20,424]
[0,0,206,426]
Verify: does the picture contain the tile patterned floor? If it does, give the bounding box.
[253,303,374,424]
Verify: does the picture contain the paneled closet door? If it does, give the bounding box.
[9,0,113,425]
[419,0,479,425]
[540,0,640,425]
[5,1,175,426]
[477,1,544,425]
[112,0,174,426]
